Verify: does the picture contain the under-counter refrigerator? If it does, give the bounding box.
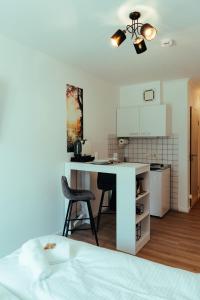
[150,166,171,217]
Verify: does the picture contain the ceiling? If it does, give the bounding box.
[0,0,199,85]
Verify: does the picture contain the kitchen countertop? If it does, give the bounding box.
[66,161,150,175]
[65,161,150,255]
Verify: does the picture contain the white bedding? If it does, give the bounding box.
[0,235,200,300]
[0,283,21,300]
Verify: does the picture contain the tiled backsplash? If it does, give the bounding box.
[108,134,179,210]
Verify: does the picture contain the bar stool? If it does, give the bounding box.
[61,176,99,246]
[96,173,116,232]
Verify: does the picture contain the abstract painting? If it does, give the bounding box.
[66,84,83,152]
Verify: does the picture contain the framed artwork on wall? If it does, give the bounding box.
[66,84,83,152]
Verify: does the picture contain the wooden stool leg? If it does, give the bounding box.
[96,191,105,232]
[87,200,99,246]
[65,201,73,237]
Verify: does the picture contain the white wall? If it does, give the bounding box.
[0,34,118,257]
[119,79,190,212]
[163,79,189,212]
[120,81,161,106]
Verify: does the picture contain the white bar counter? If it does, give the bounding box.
[65,161,150,255]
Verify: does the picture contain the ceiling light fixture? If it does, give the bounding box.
[111,11,157,54]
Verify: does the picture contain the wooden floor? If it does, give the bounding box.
[70,201,200,273]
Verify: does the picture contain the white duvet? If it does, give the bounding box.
[0,283,20,300]
[0,235,200,300]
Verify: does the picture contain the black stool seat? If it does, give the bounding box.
[96,173,116,232]
[61,176,99,246]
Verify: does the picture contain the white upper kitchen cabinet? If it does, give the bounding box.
[140,105,170,137]
[117,107,140,137]
[117,104,170,137]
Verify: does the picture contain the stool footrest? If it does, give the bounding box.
[67,217,90,221]
[69,227,92,232]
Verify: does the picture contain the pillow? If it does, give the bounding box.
[19,239,51,281]
[38,235,71,264]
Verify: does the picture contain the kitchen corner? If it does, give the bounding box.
[108,134,178,211]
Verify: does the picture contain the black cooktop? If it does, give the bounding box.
[150,163,164,170]
[150,163,169,170]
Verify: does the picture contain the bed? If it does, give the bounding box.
[0,235,199,300]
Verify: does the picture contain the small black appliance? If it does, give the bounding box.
[74,139,84,158]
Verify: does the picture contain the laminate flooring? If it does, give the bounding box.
[70,201,200,272]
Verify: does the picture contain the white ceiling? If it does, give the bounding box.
[0,0,199,85]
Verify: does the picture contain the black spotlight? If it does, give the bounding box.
[111,29,126,47]
[134,37,147,54]
[140,23,157,41]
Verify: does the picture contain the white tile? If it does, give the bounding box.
[167,144,173,150]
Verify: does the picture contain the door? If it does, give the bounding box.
[117,107,139,137]
[190,107,199,207]
[139,105,166,136]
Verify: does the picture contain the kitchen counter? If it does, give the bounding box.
[65,161,150,255]
[66,161,149,174]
